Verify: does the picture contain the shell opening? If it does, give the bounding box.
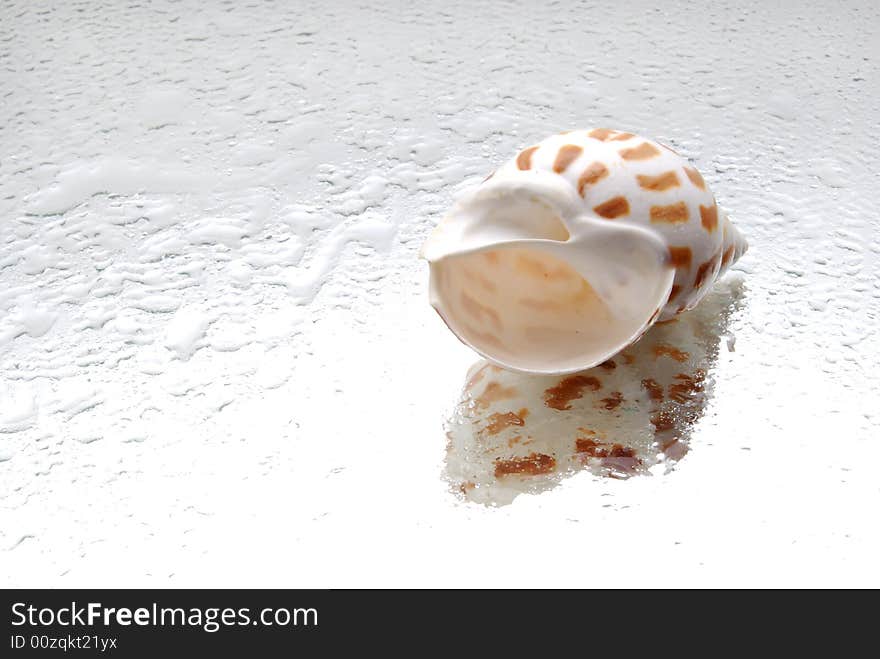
[471,193,571,243]
[430,243,671,374]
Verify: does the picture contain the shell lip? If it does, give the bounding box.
[421,169,583,264]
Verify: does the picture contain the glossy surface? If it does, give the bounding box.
[1,0,878,587]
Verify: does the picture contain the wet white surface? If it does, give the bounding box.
[1,0,878,587]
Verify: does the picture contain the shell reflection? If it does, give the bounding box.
[444,278,745,506]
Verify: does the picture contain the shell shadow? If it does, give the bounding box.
[443,277,746,506]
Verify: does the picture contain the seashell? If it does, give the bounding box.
[422,128,748,374]
[444,278,744,506]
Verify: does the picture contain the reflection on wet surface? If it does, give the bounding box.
[445,278,745,506]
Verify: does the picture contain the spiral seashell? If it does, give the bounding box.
[422,128,748,374]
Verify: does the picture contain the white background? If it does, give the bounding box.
[1,0,878,587]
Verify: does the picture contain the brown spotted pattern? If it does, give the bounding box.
[637,170,680,191]
[484,409,528,435]
[700,203,718,232]
[721,245,735,268]
[588,127,615,141]
[668,371,705,404]
[694,249,722,289]
[553,144,583,173]
[576,161,609,195]
[684,166,705,189]
[650,409,675,433]
[668,246,693,269]
[593,196,630,219]
[620,142,661,160]
[494,452,556,477]
[652,344,689,362]
[516,146,538,170]
[543,375,601,410]
[641,378,664,402]
[575,437,636,459]
[599,391,624,410]
[650,201,689,224]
